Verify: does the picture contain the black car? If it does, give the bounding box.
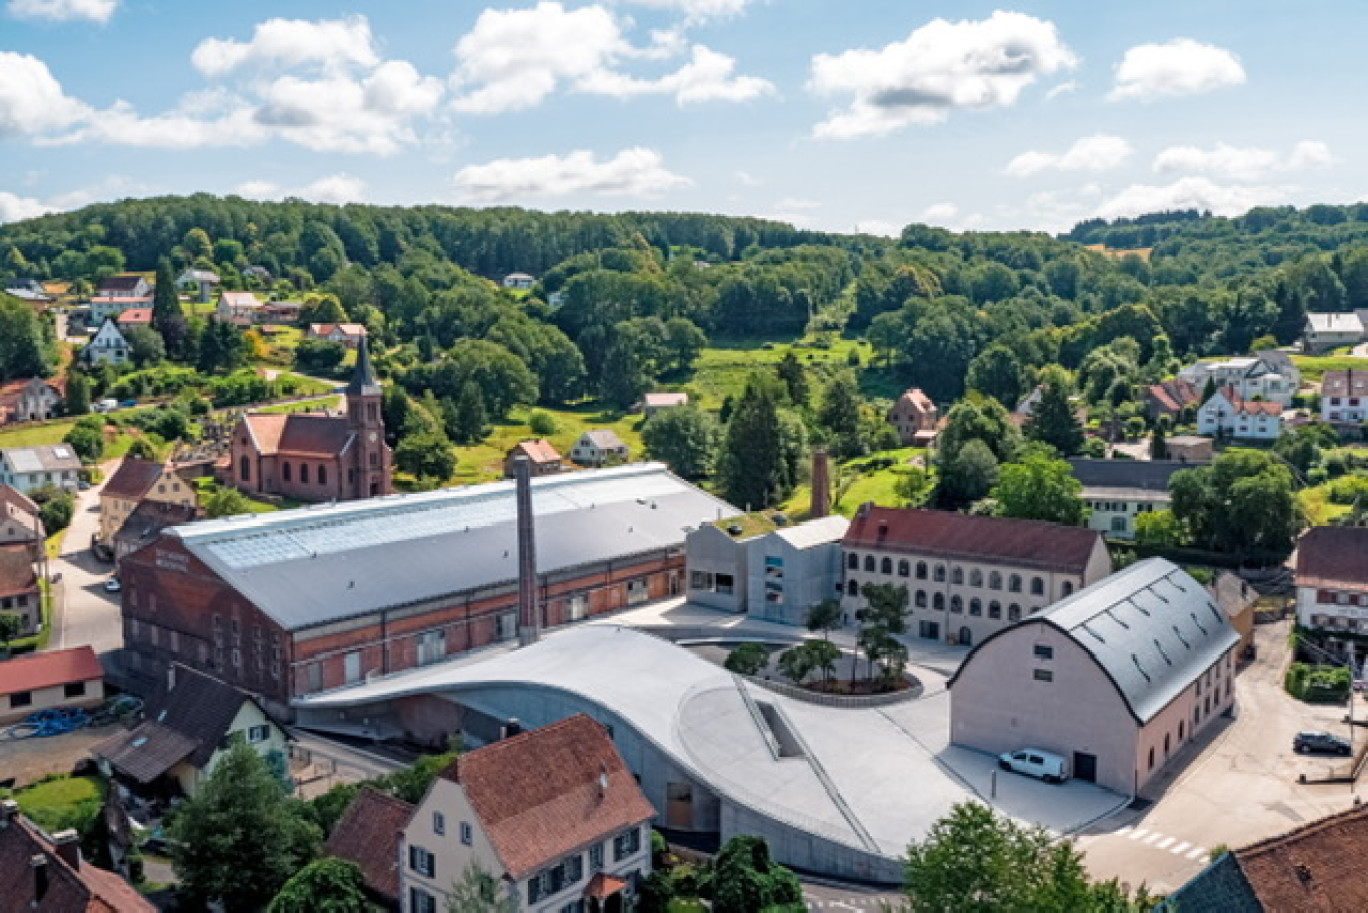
[1293,730,1352,755]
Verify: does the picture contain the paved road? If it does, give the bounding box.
[802,881,903,910]
[49,461,122,657]
[1077,619,1359,894]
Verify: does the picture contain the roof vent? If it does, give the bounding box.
[1190,612,1208,636]
[1295,864,1313,885]
[1131,653,1150,682]
[1154,638,1172,666]
[1172,625,1190,649]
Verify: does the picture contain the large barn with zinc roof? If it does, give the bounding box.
[117,463,736,718]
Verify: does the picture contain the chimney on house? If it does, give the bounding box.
[167,663,177,692]
[514,457,540,647]
[50,829,81,870]
[810,447,830,519]
[30,854,48,904]
[0,798,17,827]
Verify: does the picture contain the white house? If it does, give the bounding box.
[1068,459,1204,540]
[1295,526,1368,641]
[1304,312,1367,354]
[1320,369,1368,424]
[95,274,151,299]
[502,272,535,290]
[0,444,82,494]
[570,430,629,467]
[1196,385,1282,440]
[0,377,62,425]
[177,268,220,303]
[401,714,655,913]
[83,317,131,366]
[89,294,152,324]
[217,291,264,326]
[1178,354,1300,407]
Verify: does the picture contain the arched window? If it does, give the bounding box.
[239,456,250,482]
[933,593,945,611]
[864,555,875,572]
[958,626,972,647]
[1009,574,1022,593]
[916,562,928,580]
[969,569,983,587]
[300,463,310,484]
[969,598,982,616]
[951,567,964,585]
[933,564,946,583]
[950,596,963,614]
[1062,581,1074,597]
[847,580,859,596]
[989,571,1002,590]
[318,465,327,485]
[281,462,292,482]
[989,600,1001,619]
[1030,577,1045,596]
[915,590,927,608]
[848,553,859,570]
[1008,603,1021,622]
[897,560,910,578]
[881,557,893,575]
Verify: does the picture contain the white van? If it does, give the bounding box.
[998,748,1069,784]
[95,398,118,413]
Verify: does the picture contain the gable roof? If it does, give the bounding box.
[0,484,41,537]
[0,646,101,697]
[241,412,353,458]
[95,274,145,294]
[1322,369,1368,398]
[1147,379,1199,413]
[1230,802,1368,911]
[643,392,688,408]
[442,714,654,880]
[0,543,37,597]
[101,459,164,502]
[1296,526,1368,590]
[86,319,129,351]
[892,388,936,414]
[163,463,736,632]
[580,429,626,450]
[1,444,82,474]
[114,500,199,554]
[968,558,1239,724]
[92,664,264,782]
[1210,571,1257,620]
[219,291,262,308]
[1306,312,1364,334]
[323,788,413,903]
[114,308,152,325]
[510,439,561,464]
[1208,385,1282,416]
[843,506,1103,575]
[1067,459,1206,493]
[0,806,155,912]
[1158,851,1261,913]
[773,514,850,550]
[310,322,367,338]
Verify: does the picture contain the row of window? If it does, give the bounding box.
[280,461,329,485]
[1327,397,1363,406]
[845,554,1055,596]
[8,681,85,709]
[1087,501,1157,515]
[1315,590,1368,607]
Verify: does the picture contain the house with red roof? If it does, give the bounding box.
[1296,526,1368,649]
[0,542,40,637]
[306,322,368,348]
[401,714,655,913]
[0,646,104,725]
[0,800,153,911]
[1196,384,1283,441]
[504,439,562,478]
[324,787,414,910]
[0,377,62,425]
[841,504,1111,648]
[1320,368,1368,424]
[0,485,43,557]
[98,458,196,546]
[1144,378,1199,422]
[887,387,938,445]
[114,307,153,331]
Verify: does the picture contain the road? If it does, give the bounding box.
[802,880,903,910]
[1076,618,1359,894]
[49,460,123,657]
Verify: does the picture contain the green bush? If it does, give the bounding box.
[527,410,558,436]
[1286,662,1350,703]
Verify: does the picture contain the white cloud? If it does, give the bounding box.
[621,0,753,23]
[0,190,55,223]
[453,147,689,202]
[1044,80,1077,100]
[1094,176,1286,220]
[922,203,958,222]
[234,173,366,204]
[1153,140,1336,180]
[1109,38,1245,102]
[191,16,379,77]
[7,0,116,24]
[807,11,1075,139]
[0,52,90,137]
[450,2,772,113]
[1005,134,1132,177]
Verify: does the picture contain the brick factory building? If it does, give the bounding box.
[117,463,735,718]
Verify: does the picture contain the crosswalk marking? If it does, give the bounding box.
[1155,836,1176,850]
[1127,827,1148,840]
[1100,824,1209,863]
[1187,846,1208,861]
[1142,832,1163,845]
[1170,841,1191,855]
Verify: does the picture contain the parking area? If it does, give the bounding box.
[0,725,121,788]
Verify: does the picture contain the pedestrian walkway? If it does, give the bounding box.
[1114,824,1209,862]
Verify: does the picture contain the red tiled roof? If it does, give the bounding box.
[242,413,353,457]
[309,323,367,338]
[115,308,153,325]
[893,388,936,415]
[444,714,655,881]
[101,459,163,502]
[843,506,1103,574]
[95,274,144,293]
[0,810,155,911]
[1296,526,1368,590]
[323,787,413,904]
[0,543,37,598]
[1216,385,1282,417]
[1147,379,1199,413]
[1233,802,1368,911]
[511,439,561,464]
[0,646,102,697]
[584,873,628,900]
[1322,369,1368,398]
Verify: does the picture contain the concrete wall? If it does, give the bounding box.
[1133,649,1235,793]
[949,620,1140,794]
[0,676,104,725]
[685,524,750,614]
[745,534,843,627]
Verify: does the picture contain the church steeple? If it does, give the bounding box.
[345,333,390,498]
[346,334,381,399]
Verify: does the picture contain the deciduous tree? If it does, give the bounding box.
[642,406,719,480]
[268,858,369,913]
[992,449,1086,526]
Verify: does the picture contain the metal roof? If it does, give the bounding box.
[171,464,736,631]
[2,444,81,473]
[773,515,849,549]
[1037,558,1238,724]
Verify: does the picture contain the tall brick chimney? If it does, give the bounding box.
[810,446,830,519]
[514,456,540,647]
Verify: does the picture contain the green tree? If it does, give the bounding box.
[663,316,707,373]
[1024,375,1084,457]
[718,376,806,510]
[447,380,489,445]
[0,611,22,655]
[805,638,841,686]
[395,427,457,484]
[856,583,909,685]
[446,860,517,913]
[62,422,103,462]
[124,326,166,367]
[37,492,74,533]
[904,802,1145,913]
[937,439,999,510]
[204,485,251,518]
[775,350,810,407]
[0,295,49,381]
[642,406,719,480]
[298,292,349,326]
[169,741,321,912]
[64,370,90,416]
[709,835,803,913]
[125,438,157,461]
[894,466,934,508]
[936,394,1020,467]
[268,858,369,913]
[1135,510,1185,548]
[183,227,213,261]
[966,345,1025,407]
[1169,451,1304,562]
[294,339,348,375]
[724,642,769,676]
[1149,424,1168,461]
[992,449,1086,526]
[152,258,190,360]
[777,644,816,685]
[817,370,865,458]
[804,598,843,641]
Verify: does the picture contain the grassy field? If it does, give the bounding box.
[7,775,105,835]
[450,404,647,483]
[0,417,78,448]
[690,336,873,409]
[1301,484,1354,525]
[1290,353,1368,381]
[780,447,923,520]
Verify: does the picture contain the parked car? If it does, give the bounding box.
[77,480,91,490]
[998,748,1069,784]
[103,577,121,593]
[1293,731,1352,756]
[119,399,137,409]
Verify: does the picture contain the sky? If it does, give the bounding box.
[0,0,1364,236]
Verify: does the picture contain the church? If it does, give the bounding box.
[228,338,392,503]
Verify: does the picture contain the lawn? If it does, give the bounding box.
[1301,484,1353,525]
[780,447,923,520]
[1290,353,1368,382]
[449,404,647,483]
[7,775,106,836]
[257,395,342,415]
[690,335,872,409]
[0,417,78,449]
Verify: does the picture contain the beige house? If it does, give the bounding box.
[0,377,62,425]
[98,459,195,546]
[570,430,629,467]
[0,484,43,555]
[1294,526,1368,671]
[401,714,655,913]
[0,542,40,636]
[841,505,1111,647]
[949,559,1239,794]
[217,291,264,326]
[0,646,104,725]
[93,664,287,797]
[887,387,938,445]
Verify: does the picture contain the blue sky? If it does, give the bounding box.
[0,1,1363,235]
